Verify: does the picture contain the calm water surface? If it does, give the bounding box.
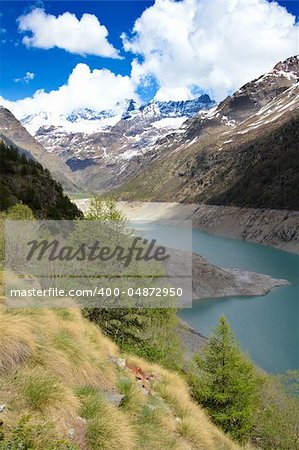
[138,224,299,374]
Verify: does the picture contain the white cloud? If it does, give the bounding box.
[2,0,298,122]
[1,63,138,119]
[122,0,298,101]
[18,8,120,58]
[14,71,35,84]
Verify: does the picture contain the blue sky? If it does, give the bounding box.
[0,0,298,118]
[0,1,154,99]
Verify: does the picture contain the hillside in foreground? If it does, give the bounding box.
[0,304,242,450]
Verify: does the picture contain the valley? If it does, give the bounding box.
[0,56,298,211]
[1,0,299,446]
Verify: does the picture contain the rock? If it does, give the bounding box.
[104,391,125,407]
[0,405,5,413]
[109,356,126,369]
[67,428,76,439]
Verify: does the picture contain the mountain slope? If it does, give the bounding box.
[206,116,299,209]
[108,55,299,210]
[0,304,240,450]
[0,141,82,219]
[0,107,80,193]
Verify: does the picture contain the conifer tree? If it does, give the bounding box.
[189,316,259,442]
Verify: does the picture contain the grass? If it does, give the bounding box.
[78,387,136,450]
[0,302,246,449]
[17,367,66,410]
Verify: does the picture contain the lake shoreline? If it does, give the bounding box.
[73,197,290,299]
[74,198,298,372]
[74,199,299,254]
[113,201,299,255]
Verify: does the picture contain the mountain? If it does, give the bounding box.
[22,99,138,135]
[108,55,299,210]
[0,141,82,218]
[0,107,81,193]
[21,95,215,191]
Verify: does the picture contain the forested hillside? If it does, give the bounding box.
[0,141,82,219]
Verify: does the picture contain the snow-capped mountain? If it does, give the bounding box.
[22,94,214,135]
[4,55,297,195]
[22,99,140,135]
[111,55,299,205]
[182,55,299,142]
[19,94,215,189]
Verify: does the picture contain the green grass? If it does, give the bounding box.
[18,367,65,410]
[53,330,85,366]
[78,387,136,450]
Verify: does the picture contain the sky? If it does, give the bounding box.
[0,0,298,119]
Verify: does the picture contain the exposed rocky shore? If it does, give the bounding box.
[74,199,290,299]
[75,199,299,253]
[191,204,299,254]
[176,320,207,361]
[110,201,299,254]
[191,253,288,299]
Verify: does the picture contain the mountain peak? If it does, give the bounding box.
[121,99,138,119]
[273,54,299,73]
[214,54,299,122]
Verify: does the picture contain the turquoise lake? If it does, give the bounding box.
[137,224,299,374]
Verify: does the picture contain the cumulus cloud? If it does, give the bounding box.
[18,8,120,58]
[1,64,138,119]
[122,0,298,101]
[14,71,35,83]
[2,0,298,121]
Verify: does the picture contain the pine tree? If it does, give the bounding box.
[189,316,259,442]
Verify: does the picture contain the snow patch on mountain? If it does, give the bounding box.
[151,117,188,129]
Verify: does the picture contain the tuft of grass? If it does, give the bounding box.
[0,415,80,450]
[55,308,74,321]
[117,376,145,413]
[16,367,65,410]
[78,388,136,450]
[53,329,85,366]
[0,308,35,374]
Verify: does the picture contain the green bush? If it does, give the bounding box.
[252,375,299,449]
[83,197,183,370]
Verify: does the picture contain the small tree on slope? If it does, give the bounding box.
[189,316,259,443]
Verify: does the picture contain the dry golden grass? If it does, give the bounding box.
[0,308,35,373]
[125,354,240,450]
[0,305,245,449]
